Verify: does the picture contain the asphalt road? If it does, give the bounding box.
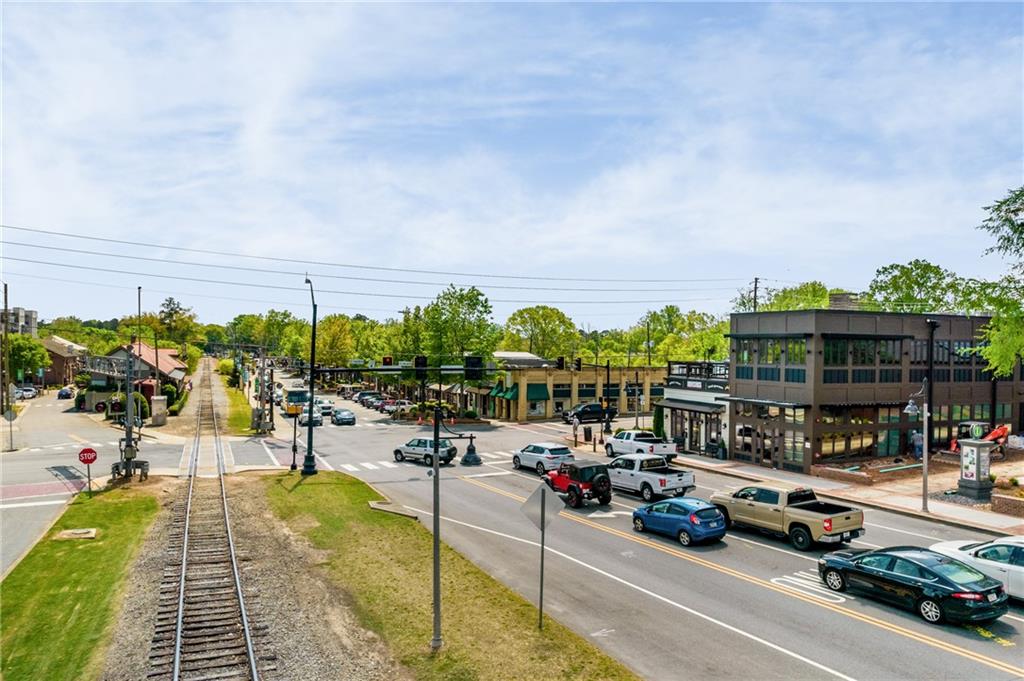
[0,393,183,575]
[277,398,1024,681]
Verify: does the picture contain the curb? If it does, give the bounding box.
[368,500,419,519]
[672,457,1012,537]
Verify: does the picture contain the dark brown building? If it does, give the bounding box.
[725,310,1022,474]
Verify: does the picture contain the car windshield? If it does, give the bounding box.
[638,457,667,471]
[930,558,988,585]
[338,410,353,416]
[548,447,572,456]
[633,432,659,441]
[576,465,608,482]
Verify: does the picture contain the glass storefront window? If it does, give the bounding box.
[878,429,900,456]
[821,406,846,424]
[974,404,991,420]
[784,430,805,463]
[851,340,876,366]
[850,407,874,425]
[758,339,781,365]
[936,404,949,422]
[824,339,848,367]
[784,408,805,424]
[878,406,900,423]
[785,339,806,365]
[996,403,1011,420]
[737,339,753,364]
[878,340,901,365]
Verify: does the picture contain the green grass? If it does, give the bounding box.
[265,471,638,681]
[220,375,253,435]
[0,487,159,681]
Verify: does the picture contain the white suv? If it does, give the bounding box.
[513,442,575,476]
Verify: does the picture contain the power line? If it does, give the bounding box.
[2,240,741,294]
[2,256,733,306]
[2,223,747,284]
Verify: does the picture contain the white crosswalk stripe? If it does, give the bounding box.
[361,462,379,470]
[479,452,503,459]
[108,441,119,446]
[377,460,398,468]
[340,464,360,472]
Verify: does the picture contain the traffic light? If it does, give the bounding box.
[382,356,393,366]
[415,355,428,380]
[465,355,483,380]
[573,357,582,371]
[556,356,565,370]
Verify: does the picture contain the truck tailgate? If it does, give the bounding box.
[825,509,863,534]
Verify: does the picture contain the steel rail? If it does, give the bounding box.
[170,392,203,680]
[211,394,261,681]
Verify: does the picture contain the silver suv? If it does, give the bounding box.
[394,438,457,466]
[513,442,575,476]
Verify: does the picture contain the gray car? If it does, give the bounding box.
[298,406,323,426]
[393,438,457,466]
[513,442,575,476]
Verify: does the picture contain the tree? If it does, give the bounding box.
[865,260,964,313]
[733,281,839,312]
[10,335,51,381]
[424,286,500,364]
[974,186,1024,376]
[159,297,199,346]
[316,315,356,366]
[502,305,579,359]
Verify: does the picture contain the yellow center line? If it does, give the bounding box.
[458,475,1024,679]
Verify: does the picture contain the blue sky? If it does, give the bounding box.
[2,2,1021,327]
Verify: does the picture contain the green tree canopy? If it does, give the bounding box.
[865,260,964,313]
[424,286,500,365]
[974,186,1024,376]
[502,305,580,359]
[10,335,51,380]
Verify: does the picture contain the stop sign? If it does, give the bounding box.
[79,448,98,465]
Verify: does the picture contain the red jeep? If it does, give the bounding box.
[544,460,612,508]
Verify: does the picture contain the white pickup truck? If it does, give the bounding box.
[608,454,695,502]
[605,430,677,460]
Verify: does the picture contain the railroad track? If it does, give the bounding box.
[147,370,274,680]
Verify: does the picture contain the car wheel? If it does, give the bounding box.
[605,444,613,457]
[823,569,847,592]
[512,455,521,470]
[633,517,645,532]
[424,455,433,467]
[917,598,944,624]
[789,526,813,551]
[598,494,611,505]
[641,484,654,502]
[394,450,405,462]
[567,488,581,508]
[677,530,692,547]
[536,462,546,476]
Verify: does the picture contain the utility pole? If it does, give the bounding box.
[604,360,612,434]
[646,321,651,366]
[634,369,640,429]
[430,383,443,652]
[302,277,318,476]
[3,281,12,452]
[753,277,760,312]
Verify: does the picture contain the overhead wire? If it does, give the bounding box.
[2,223,748,284]
[2,240,742,294]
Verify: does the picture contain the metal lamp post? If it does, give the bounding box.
[903,379,930,512]
[302,277,318,476]
[291,409,299,471]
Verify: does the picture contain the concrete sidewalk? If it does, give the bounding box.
[670,452,1024,537]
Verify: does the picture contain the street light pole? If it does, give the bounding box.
[302,277,318,476]
[430,402,443,653]
[904,379,930,512]
[291,409,298,471]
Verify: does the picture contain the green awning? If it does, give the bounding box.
[526,384,550,400]
[503,385,519,400]
[488,384,503,397]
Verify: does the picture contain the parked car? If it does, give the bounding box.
[929,536,1024,599]
[710,483,864,551]
[18,386,37,399]
[377,398,394,413]
[57,386,75,399]
[562,402,616,424]
[819,547,1009,624]
[513,442,575,475]
[315,397,335,415]
[544,460,612,508]
[608,454,695,501]
[353,390,381,405]
[13,387,24,400]
[632,497,727,546]
[394,438,457,466]
[298,406,323,427]
[605,430,677,461]
[331,409,356,426]
[384,399,414,414]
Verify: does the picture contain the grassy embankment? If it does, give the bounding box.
[0,487,159,681]
[219,374,254,435]
[266,471,638,681]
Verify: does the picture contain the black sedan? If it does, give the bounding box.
[819,546,1008,624]
[331,409,356,426]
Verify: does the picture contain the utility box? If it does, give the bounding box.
[958,439,995,501]
[150,395,168,426]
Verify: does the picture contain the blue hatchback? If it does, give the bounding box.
[632,497,727,546]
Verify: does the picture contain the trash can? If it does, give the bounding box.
[583,426,593,442]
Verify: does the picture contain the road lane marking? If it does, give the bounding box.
[361,462,379,470]
[725,535,818,562]
[313,452,335,471]
[377,460,398,468]
[462,471,513,479]
[479,452,503,459]
[260,441,281,466]
[460,476,1024,678]
[340,464,360,472]
[0,499,69,510]
[405,504,859,681]
[68,434,87,443]
[863,520,949,541]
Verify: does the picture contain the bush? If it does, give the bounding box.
[161,384,178,403]
[73,373,92,388]
[652,405,665,439]
[168,389,190,416]
[462,409,478,419]
[217,359,234,376]
[989,473,998,483]
[107,392,150,420]
[74,394,87,410]
[1011,477,1019,487]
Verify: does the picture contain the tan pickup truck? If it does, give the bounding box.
[710,483,865,551]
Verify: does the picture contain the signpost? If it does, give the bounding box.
[79,447,97,497]
[520,483,560,629]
